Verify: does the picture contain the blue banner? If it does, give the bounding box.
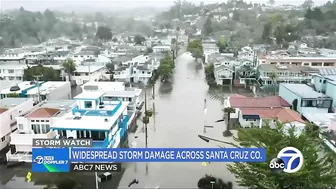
[70,148,266,162]
[32,148,70,172]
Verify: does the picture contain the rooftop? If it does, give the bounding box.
[319,67,336,76]
[82,81,125,91]
[229,95,291,108]
[258,64,318,73]
[26,81,70,95]
[74,92,105,100]
[0,80,21,91]
[241,108,305,123]
[0,108,8,114]
[26,108,60,118]
[303,112,336,126]
[50,101,129,131]
[280,83,330,99]
[0,98,32,109]
[0,81,42,94]
[0,64,27,69]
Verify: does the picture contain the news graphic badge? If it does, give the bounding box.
[269,147,304,174]
[32,148,70,172]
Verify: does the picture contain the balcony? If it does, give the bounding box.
[92,135,117,148]
[72,101,122,116]
[10,130,57,145]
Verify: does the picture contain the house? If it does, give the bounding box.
[226,95,291,128]
[203,43,220,63]
[25,81,72,103]
[7,100,77,162]
[257,55,336,68]
[81,81,142,129]
[71,65,107,85]
[53,51,71,64]
[152,45,171,53]
[133,44,147,52]
[279,83,333,115]
[0,98,34,152]
[312,67,336,93]
[0,64,27,81]
[0,81,44,99]
[257,64,318,85]
[239,108,305,135]
[214,65,234,85]
[0,49,26,64]
[133,64,153,84]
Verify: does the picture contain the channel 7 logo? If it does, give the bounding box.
[269,147,304,173]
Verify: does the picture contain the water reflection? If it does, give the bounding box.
[158,81,173,95]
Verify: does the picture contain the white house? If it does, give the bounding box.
[0,98,34,152]
[7,100,77,162]
[152,45,171,53]
[25,81,72,103]
[71,65,107,85]
[0,50,26,64]
[214,65,234,85]
[0,81,44,99]
[0,64,27,81]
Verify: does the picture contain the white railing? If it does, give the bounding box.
[6,152,32,162]
[320,133,336,153]
[10,130,57,145]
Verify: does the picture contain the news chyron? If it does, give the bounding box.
[32,139,121,173]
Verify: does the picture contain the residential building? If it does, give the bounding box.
[0,64,27,81]
[71,65,107,85]
[239,108,305,135]
[257,64,318,85]
[257,55,336,68]
[152,45,171,53]
[203,43,220,63]
[25,81,72,103]
[214,65,234,85]
[312,67,336,93]
[0,98,34,152]
[133,44,147,52]
[0,50,26,64]
[279,83,333,114]
[7,100,77,162]
[0,81,44,99]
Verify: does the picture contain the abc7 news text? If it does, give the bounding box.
[70,163,121,172]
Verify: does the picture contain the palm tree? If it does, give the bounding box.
[222,107,235,137]
[62,59,76,82]
[269,72,278,95]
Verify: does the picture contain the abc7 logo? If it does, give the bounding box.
[269,147,304,173]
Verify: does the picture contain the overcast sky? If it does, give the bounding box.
[0,0,329,12]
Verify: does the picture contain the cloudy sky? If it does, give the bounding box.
[0,0,329,12]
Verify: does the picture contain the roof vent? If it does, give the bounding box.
[10,86,20,91]
[74,116,82,120]
[104,118,109,122]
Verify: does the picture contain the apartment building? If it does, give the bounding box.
[257,55,336,68]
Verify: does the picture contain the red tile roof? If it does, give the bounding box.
[26,108,60,118]
[0,108,8,114]
[229,94,246,98]
[241,108,304,123]
[229,96,291,108]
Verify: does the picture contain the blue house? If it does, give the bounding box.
[279,83,333,115]
[50,92,130,148]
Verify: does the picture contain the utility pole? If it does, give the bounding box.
[33,75,43,102]
[144,87,148,148]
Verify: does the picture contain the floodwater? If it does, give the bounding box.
[0,50,257,189]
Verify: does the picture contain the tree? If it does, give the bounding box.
[23,65,60,81]
[105,63,115,81]
[158,54,174,82]
[202,16,213,36]
[216,36,227,53]
[134,34,146,45]
[62,59,76,82]
[269,72,277,95]
[268,0,275,5]
[145,47,153,55]
[112,37,118,42]
[227,122,336,189]
[187,39,204,62]
[96,26,112,41]
[302,0,314,9]
[223,107,235,137]
[198,175,233,189]
[56,177,76,189]
[262,22,273,44]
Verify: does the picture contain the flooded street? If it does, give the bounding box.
[117,52,245,188]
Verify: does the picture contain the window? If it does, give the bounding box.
[36,120,40,122]
[31,120,35,122]
[41,120,45,122]
[19,124,23,130]
[10,115,12,120]
[323,80,326,84]
[128,98,132,101]
[8,69,14,73]
[85,101,92,108]
[31,124,41,134]
[1,136,5,142]
[142,71,145,74]
[41,124,50,134]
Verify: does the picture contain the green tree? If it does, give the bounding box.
[158,55,174,82]
[198,175,233,189]
[228,122,336,189]
[96,26,112,41]
[145,47,153,55]
[106,63,115,81]
[204,63,216,86]
[202,16,213,36]
[23,65,60,81]
[56,177,76,189]
[187,39,203,62]
[302,0,314,9]
[262,22,273,44]
[62,59,76,82]
[216,36,227,53]
[134,34,146,45]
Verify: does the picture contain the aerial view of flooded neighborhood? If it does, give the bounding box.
[0,0,336,188]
